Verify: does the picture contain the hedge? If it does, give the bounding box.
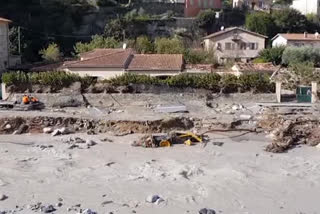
[2,71,96,90]
[2,71,275,93]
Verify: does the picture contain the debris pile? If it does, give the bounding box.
[132,131,204,148]
[62,137,97,149]
[258,108,320,153]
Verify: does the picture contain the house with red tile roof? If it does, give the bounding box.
[203,27,267,63]
[63,48,184,79]
[272,33,320,47]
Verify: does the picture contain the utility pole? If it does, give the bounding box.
[18,26,21,55]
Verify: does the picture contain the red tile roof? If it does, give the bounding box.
[127,54,183,71]
[67,48,133,68]
[0,17,11,23]
[203,27,268,40]
[273,33,320,41]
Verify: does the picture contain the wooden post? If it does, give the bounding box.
[276,81,281,103]
[312,81,318,103]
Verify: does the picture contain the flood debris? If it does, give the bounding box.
[132,131,203,148]
[258,108,320,153]
[199,208,216,214]
[155,105,188,113]
[62,137,97,149]
[146,195,164,204]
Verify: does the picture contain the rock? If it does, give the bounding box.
[212,142,224,146]
[51,129,61,136]
[199,208,216,214]
[86,139,97,147]
[56,202,63,207]
[79,209,97,214]
[232,105,240,111]
[146,195,160,203]
[154,198,165,205]
[13,124,29,135]
[4,124,11,130]
[43,127,53,134]
[41,205,56,213]
[0,194,8,201]
[52,127,73,136]
[239,114,253,120]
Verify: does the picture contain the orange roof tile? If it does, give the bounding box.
[274,33,320,41]
[67,49,133,68]
[127,54,183,71]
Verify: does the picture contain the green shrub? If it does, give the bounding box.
[39,43,62,63]
[184,49,218,65]
[258,46,285,65]
[2,71,88,90]
[220,74,239,93]
[74,35,120,55]
[282,46,320,66]
[239,73,275,93]
[135,36,154,54]
[154,37,185,54]
[108,73,161,86]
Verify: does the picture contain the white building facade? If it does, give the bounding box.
[291,0,320,15]
[0,18,11,72]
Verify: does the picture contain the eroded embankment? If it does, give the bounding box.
[0,116,196,135]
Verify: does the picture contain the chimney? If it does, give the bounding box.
[304,32,308,38]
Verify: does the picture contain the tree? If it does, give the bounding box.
[39,43,62,62]
[282,46,320,66]
[245,12,276,38]
[104,19,127,41]
[135,36,154,54]
[258,46,286,65]
[271,8,309,33]
[196,10,216,31]
[74,35,120,54]
[154,37,185,54]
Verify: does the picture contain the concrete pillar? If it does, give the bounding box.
[1,83,8,100]
[276,81,281,103]
[312,81,318,103]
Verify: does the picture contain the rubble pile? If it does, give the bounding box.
[258,108,320,153]
[0,116,195,135]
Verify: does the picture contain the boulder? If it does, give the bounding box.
[43,127,53,134]
[146,195,160,203]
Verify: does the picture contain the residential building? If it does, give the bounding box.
[233,0,273,10]
[185,0,221,17]
[291,0,320,16]
[63,48,184,79]
[271,33,320,47]
[0,17,11,72]
[203,27,267,63]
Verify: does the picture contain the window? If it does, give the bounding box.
[217,43,222,50]
[247,43,258,50]
[198,0,202,8]
[190,0,194,6]
[225,42,235,50]
[240,42,246,50]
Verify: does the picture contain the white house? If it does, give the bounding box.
[0,17,11,72]
[272,32,320,47]
[233,0,273,10]
[203,27,267,63]
[291,0,320,15]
